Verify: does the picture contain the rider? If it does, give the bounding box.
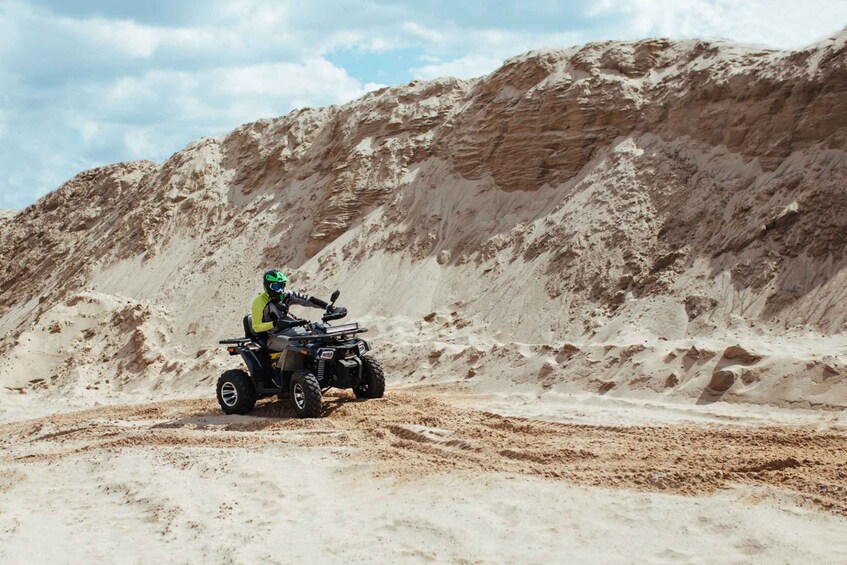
[252,269,333,338]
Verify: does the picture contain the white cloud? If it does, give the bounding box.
[72,120,100,145]
[412,55,504,80]
[590,0,847,48]
[123,128,158,158]
[401,21,446,44]
[408,25,584,79]
[61,17,163,58]
[69,58,387,164]
[100,59,383,128]
[1,0,846,209]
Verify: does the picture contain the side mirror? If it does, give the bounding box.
[330,289,340,304]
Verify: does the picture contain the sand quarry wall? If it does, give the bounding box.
[1,32,846,406]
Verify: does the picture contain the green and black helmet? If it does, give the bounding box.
[263,269,288,298]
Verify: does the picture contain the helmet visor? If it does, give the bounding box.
[269,281,285,293]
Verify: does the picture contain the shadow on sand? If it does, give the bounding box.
[695,387,727,406]
[153,392,363,430]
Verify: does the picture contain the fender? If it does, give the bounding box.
[239,349,271,383]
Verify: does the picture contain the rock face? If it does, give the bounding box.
[708,368,738,393]
[1,31,847,398]
[722,345,763,365]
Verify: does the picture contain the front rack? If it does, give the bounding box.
[323,322,359,335]
[218,324,368,346]
[286,327,369,342]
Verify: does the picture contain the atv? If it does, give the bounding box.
[216,290,384,418]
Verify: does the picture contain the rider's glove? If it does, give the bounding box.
[274,319,306,330]
[308,295,330,309]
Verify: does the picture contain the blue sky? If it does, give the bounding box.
[1,0,846,209]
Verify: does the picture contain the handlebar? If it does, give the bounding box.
[322,306,347,322]
[274,319,310,330]
[273,305,348,330]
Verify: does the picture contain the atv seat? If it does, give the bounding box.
[243,315,267,347]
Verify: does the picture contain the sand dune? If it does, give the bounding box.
[3,31,847,408]
[2,30,847,562]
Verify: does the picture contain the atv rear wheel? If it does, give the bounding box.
[216,369,257,415]
[353,355,385,399]
[290,370,322,418]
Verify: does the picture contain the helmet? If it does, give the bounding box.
[263,269,288,298]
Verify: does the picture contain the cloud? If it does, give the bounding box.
[122,128,158,159]
[0,55,383,208]
[590,0,847,48]
[62,17,163,58]
[99,59,385,129]
[1,0,846,209]
[407,23,585,80]
[0,0,392,209]
[412,55,504,80]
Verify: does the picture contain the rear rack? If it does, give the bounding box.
[219,338,252,345]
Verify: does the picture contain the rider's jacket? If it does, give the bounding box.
[251,290,319,334]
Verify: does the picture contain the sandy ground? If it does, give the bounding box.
[1,386,846,564]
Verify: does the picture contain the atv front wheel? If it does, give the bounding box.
[353,355,385,399]
[216,369,257,415]
[290,370,322,418]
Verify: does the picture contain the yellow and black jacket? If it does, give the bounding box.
[251,290,324,333]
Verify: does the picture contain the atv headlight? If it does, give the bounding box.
[358,343,366,355]
[319,349,334,360]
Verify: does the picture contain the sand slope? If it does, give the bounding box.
[1,31,847,563]
[2,32,847,408]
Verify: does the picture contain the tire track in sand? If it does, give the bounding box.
[1,390,846,516]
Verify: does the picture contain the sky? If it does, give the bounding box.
[1,0,846,209]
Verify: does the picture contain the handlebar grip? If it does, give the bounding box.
[321,308,348,322]
[275,319,308,330]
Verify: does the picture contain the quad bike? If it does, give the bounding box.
[216,290,384,418]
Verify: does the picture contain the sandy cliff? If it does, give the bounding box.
[1,31,846,407]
